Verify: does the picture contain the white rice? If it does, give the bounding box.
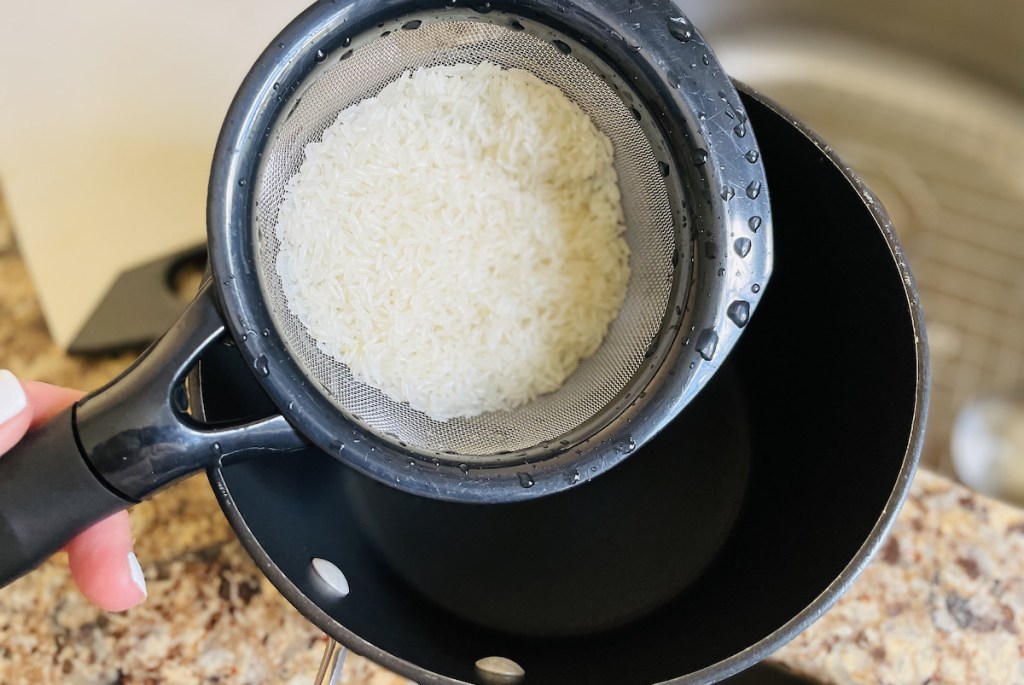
[275,61,630,421]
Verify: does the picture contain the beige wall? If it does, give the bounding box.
[0,1,309,347]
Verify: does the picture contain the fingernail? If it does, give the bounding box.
[0,370,28,425]
[127,552,148,599]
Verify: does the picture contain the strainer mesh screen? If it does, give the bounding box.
[255,20,675,456]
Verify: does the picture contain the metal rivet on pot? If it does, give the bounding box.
[311,558,350,597]
[475,656,525,683]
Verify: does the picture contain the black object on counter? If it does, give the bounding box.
[68,245,207,355]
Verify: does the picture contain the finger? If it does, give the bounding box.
[0,373,83,454]
[0,370,32,455]
[65,511,147,612]
[21,380,84,426]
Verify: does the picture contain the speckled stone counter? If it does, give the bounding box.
[1,207,1022,684]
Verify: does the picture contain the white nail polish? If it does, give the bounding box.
[0,370,28,425]
[127,552,148,598]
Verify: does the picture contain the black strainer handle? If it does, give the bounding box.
[0,407,131,584]
[0,283,304,587]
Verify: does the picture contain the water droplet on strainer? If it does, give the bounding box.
[695,328,719,361]
[238,179,246,187]
[211,443,222,457]
[626,42,642,52]
[272,82,280,90]
[341,36,352,47]
[667,17,694,42]
[517,472,535,488]
[624,437,636,453]
[748,215,762,232]
[471,1,492,13]
[744,150,760,163]
[570,469,581,484]
[458,463,470,474]
[727,300,750,328]
[402,19,421,30]
[734,122,747,138]
[692,148,708,166]
[721,186,735,202]
[746,180,762,199]
[702,53,710,65]
[314,49,327,63]
[734,237,752,257]
[752,283,761,293]
[254,355,270,377]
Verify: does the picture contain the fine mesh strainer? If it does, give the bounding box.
[224,1,773,498]
[0,0,771,586]
[259,20,677,458]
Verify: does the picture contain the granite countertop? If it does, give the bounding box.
[1,210,1022,684]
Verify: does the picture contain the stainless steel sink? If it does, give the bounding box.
[688,0,1024,483]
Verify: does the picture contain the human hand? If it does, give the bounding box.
[0,370,147,611]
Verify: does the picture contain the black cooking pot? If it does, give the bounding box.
[191,86,927,684]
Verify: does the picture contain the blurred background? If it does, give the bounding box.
[1,0,1022,499]
[687,0,1024,499]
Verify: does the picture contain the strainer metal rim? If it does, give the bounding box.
[207,0,772,503]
